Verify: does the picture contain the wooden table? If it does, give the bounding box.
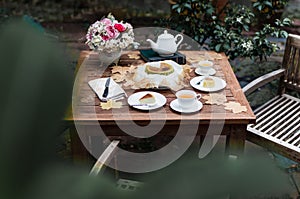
[65,50,256,165]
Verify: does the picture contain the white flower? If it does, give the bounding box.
[236,16,243,23]
[241,40,253,51]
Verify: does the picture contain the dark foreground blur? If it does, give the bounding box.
[0,19,293,199]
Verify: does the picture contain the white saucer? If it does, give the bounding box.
[195,67,216,76]
[170,99,203,113]
[128,91,166,110]
[190,76,227,92]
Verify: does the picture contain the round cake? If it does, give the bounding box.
[145,62,174,75]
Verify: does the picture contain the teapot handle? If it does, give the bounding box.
[175,34,183,48]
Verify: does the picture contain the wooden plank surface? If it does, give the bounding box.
[65,50,255,125]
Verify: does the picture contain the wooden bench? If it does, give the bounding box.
[243,34,300,163]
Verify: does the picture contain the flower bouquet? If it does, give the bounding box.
[85,13,138,53]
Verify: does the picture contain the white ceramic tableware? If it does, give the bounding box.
[198,60,213,76]
[195,67,216,76]
[190,76,227,92]
[147,30,183,57]
[175,90,201,109]
[127,91,166,110]
[170,99,203,113]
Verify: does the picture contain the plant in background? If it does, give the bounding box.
[159,0,291,61]
[252,0,289,17]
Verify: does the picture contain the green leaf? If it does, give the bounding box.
[224,43,230,50]
[253,2,260,8]
[281,31,288,38]
[283,18,291,26]
[184,3,192,10]
[265,1,273,7]
[258,5,263,11]
[243,25,249,31]
[215,44,222,52]
[172,4,179,9]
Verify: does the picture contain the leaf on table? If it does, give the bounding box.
[127,53,140,60]
[182,64,192,80]
[224,101,247,113]
[111,73,126,83]
[182,64,193,74]
[203,93,227,105]
[111,66,131,75]
[100,100,123,110]
[129,64,138,73]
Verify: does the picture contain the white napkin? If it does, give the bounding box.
[88,78,127,101]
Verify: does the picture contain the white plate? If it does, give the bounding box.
[170,99,203,113]
[128,91,166,110]
[190,76,227,92]
[195,67,216,76]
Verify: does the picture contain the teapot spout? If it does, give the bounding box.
[146,39,158,49]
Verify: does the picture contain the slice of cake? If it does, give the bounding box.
[202,77,215,88]
[145,62,174,75]
[139,93,156,104]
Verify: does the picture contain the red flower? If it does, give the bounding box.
[114,23,126,32]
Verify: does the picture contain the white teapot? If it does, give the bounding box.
[147,30,183,57]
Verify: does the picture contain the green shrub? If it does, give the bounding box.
[158,0,291,61]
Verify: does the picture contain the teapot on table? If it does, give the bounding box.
[147,30,183,57]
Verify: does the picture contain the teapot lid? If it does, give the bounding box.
[158,30,174,39]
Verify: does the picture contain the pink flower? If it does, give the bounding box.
[114,23,126,32]
[101,35,109,41]
[105,25,119,39]
[100,18,112,25]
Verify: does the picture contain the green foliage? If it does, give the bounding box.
[158,0,291,61]
[252,0,289,16]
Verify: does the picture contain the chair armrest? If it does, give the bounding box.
[89,140,120,176]
[242,69,285,95]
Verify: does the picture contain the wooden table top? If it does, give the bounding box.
[66,50,255,125]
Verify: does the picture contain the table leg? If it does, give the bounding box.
[70,125,91,165]
[225,125,246,157]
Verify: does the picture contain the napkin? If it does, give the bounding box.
[88,78,127,101]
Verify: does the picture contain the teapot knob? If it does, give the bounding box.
[164,30,168,34]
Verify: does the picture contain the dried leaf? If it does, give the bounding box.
[128,54,140,60]
[182,64,192,73]
[100,100,123,110]
[203,94,227,105]
[129,64,138,73]
[182,64,192,80]
[111,73,126,83]
[224,102,247,113]
[111,66,131,75]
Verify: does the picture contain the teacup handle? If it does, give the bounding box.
[196,94,202,100]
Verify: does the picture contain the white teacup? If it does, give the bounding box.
[198,60,213,75]
[176,90,201,109]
